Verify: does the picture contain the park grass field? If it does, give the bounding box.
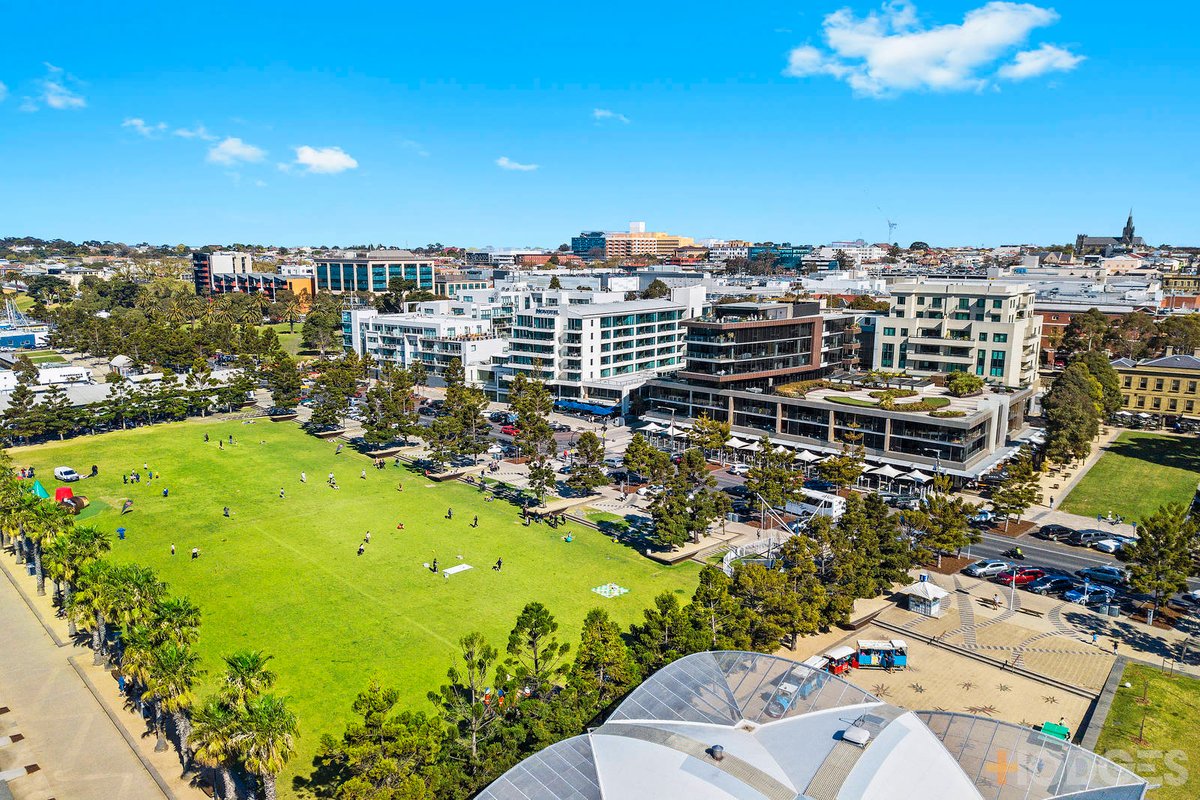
[1060,432,1200,525]
[13,420,699,793]
[1094,663,1200,799]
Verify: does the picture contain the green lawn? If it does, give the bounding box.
[1061,432,1200,524]
[1094,663,1200,800]
[14,421,698,794]
[259,322,305,359]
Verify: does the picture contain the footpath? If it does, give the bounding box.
[0,553,201,800]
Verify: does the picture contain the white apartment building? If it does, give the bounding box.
[210,252,254,274]
[817,240,888,263]
[706,241,751,261]
[502,286,704,412]
[873,280,1041,388]
[343,308,506,387]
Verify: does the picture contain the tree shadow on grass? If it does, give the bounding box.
[1107,434,1200,474]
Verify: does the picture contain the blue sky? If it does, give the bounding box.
[1,1,1196,248]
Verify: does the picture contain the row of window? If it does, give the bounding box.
[1121,376,1200,393]
[897,295,1008,308]
[1125,394,1197,413]
[883,326,1008,342]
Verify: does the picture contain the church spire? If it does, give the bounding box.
[1122,209,1135,245]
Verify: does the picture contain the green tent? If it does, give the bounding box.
[30,480,50,499]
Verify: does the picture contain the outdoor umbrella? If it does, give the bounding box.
[903,469,933,483]
[639,422,665,434]
[794,451,820,463]
[725,437,752,449]
[871,464,904,479]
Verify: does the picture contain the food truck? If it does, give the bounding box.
[855,639,908,670]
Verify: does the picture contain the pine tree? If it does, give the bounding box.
[1125,504,1198,618]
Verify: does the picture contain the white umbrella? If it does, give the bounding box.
[819,453,839,463]
[741,441,762,452]
[725,437,752,449]
[665,425,684,437]
[903,469,933,483]
[486,444,503,454]
[639,422,665,434]
[1136,412,1153,419]
[773,446,792,456]
[794,451,820,463]
[871,464,904,479]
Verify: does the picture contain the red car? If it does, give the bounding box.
[993,567,1046,587]
[500,425,522,436]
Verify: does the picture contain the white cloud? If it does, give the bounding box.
[496,156,538,172]
[22,63,87,110]
[593,108,630,124]
[783,1,1081,97]
[998,42,1084,80]
[122,117,167,137]
[173,125,217,141]
[207,137,266,166]
[0,82,7,103]
[400,139,430,157]
[293,145,358,174]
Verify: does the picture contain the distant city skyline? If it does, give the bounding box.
[1,1,1197,247]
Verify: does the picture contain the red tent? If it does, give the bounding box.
[54,486,74,503]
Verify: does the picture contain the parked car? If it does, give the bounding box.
[1027,575,1077,595]
[804,478,837,492]
[1076,565,1129,586]
[1065,584,1118,606]
[728,464,751,476]
[53,466,81,482]
[636,484,665,497]
[993,567,1047,587]
[1035,524,1075,541]
[969,510,995,527]
[1069,529,1112,547]
[500,425,522,437]
[550,422,571,433]
[964,559,1010,578]
[419,406,438,416]
[1092,538,1130,554]
[488,412,508,423]
[722,484,749,498]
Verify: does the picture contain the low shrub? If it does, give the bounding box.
[929,409,967,418]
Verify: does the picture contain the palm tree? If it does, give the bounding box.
[27,500,72,595]
[119,622,158,717]
[69,560,121,665]
[191,698,240,799]
[281,294,303,333]
[153,596,202,647]
[43,526,111,635]
[110,563,167,631]
[184,295,207,330]
[145,643,203,755]
[221,649,276,712]
[236,694,298,800]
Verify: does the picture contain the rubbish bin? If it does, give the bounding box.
[1096,604,1110,616]
[1108,605,1120,618]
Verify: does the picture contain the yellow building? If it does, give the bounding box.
[1112,353,1200,418]
[1163,273,1200,293]
[604,230,694,258]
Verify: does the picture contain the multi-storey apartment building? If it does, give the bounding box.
[314,250,435,294]
[1111,352,1200,419]
[874,280,1041,387]
[501,287,703,412]
[342,308,505,386]
[603,223,695,259]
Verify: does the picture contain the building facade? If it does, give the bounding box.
[570,231,608,258]
[1112,353,1200,419]
[874,280,1041,387]
[314,250,435,294]
[342,308,505,386]
[603,224,695,259]
[434,272,491,298]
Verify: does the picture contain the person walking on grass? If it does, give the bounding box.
[280,487,285,499]
[361,469,366,480]
[223,506,230,518]
[301,471,306,483]
[494,558,502,572]
[357,542,365,556]
[447,508,453,520]
[364,531,371,543]
[204,433,209,443]
[473,515,479,528]
[170,544,175,556]
[336,443,343,455]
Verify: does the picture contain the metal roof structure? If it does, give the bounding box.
[478,651,1148,800]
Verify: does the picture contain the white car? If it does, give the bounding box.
[53,466,81,482]
[1093,535,1137,554]
[728,464,751,476]
[637,484,665,497]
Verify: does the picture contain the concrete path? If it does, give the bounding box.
[0,560,170,800]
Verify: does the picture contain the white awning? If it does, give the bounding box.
[1137,412,1153,419]
[725,437,752,449]
[741,441,762,452]
[902,469,933,483]
[871,464,904,479]
[794,451,821,463]
[639,422,665,434]
[773,446,792,456]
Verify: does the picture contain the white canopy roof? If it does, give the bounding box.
[794,450,821,463]
[900,581,950,601]
[740,441,762,452]
[639,422,665,434]
[724,437,752,449]
[902,469,933,483]
[871,464,904,479]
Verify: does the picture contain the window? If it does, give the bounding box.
[978,332,987,341]
[881,342,895,368]
[976,349,986,376]
[1171,380,1181,392]
[931,297,942,308]
[1152,397,1162,410]
[883,327,896,336]
[958,298,970,310]
[1122,376,1132,388]
[917,296,925,305]
[989,350,1006,378]
[900,328,909,337]
[1190,381,1198,394]
[954,313,969,321]
[1138,378,1147,389]
[992,299,1003,309]
[1155,379,1164,391]
[1188,400,1195,412]
[993,333,1008,343]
